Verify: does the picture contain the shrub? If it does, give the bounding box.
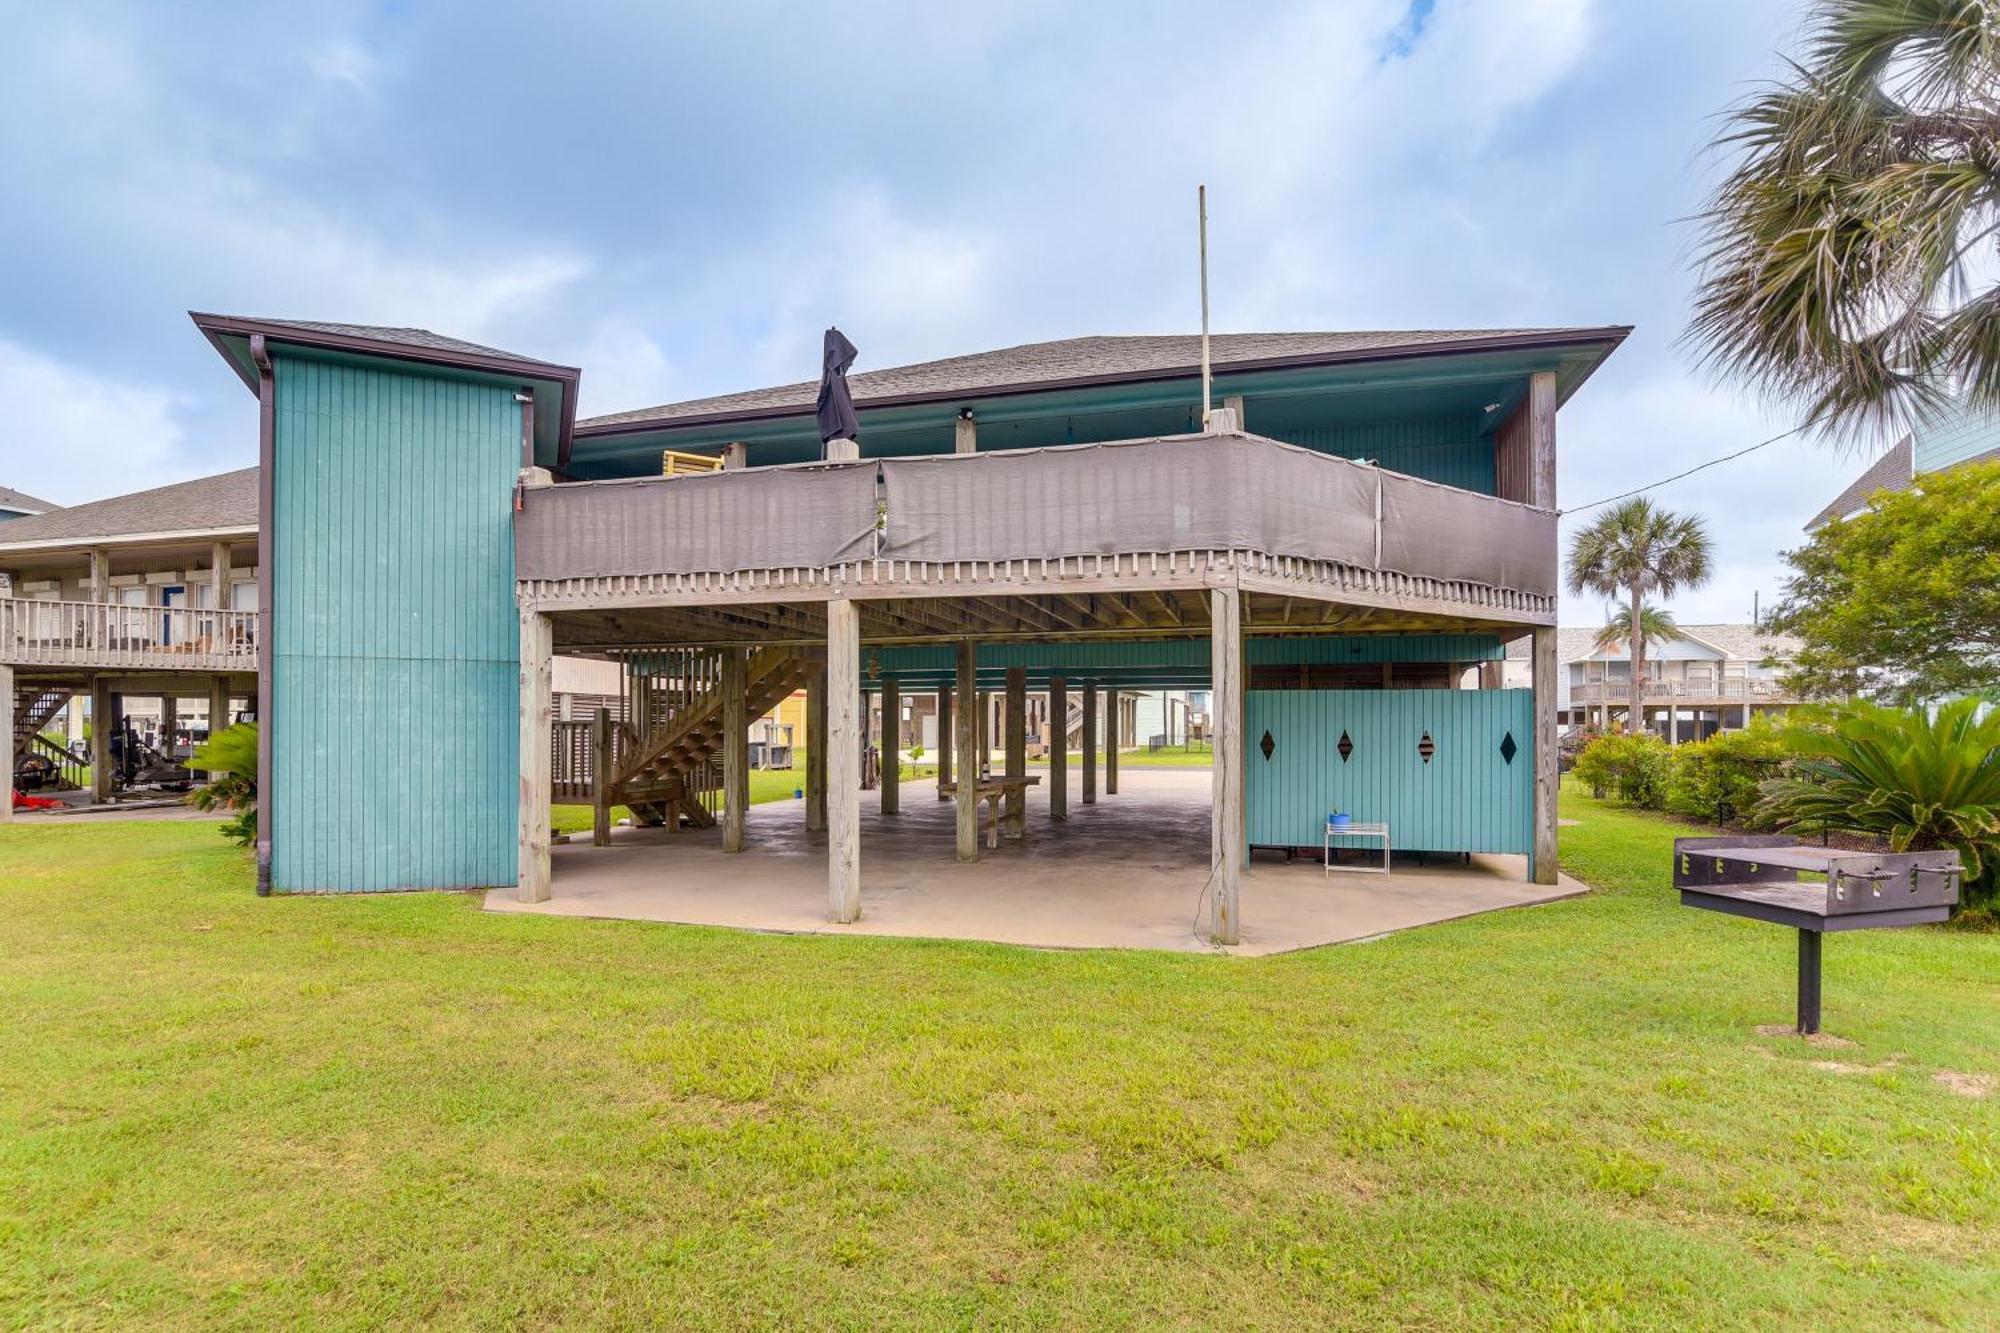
[1571,731,1673,808]
[185,722,258,847]
[1662,720,1792,827]
[1758,698,2000,908]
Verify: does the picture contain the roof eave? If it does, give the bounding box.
[0,522,260,555]
[574,325,1635,440]
[188,312,582,463]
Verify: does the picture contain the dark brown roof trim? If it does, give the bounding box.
[574,325,1633,440]
[189,312,582,464]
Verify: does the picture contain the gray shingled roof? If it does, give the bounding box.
[1510,623,1802,664]
[580,328,1620,431]
[0,485,59,514]
[1807,437,1913,530]
[0,468,256,547]
[219,317,534,363]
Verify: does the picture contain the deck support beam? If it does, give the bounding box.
[1048,675,1069,822]
[209,540,232,620]
[1105,690,1119,796]
[0,662,13,824]
[1210,587,1244,944]
[1004,666,1027,837]
[1530,624,1559,885]
[591,705,612,847]
[880,675,900,814]
[89,676,112,803]
[208,676,232,756]
[827,598,862,922]
[722,647,748,853]
[517,607,553,904]
[954,641,979,860]
[935,686,953,799]
[1081,683,1098,806]
[805,664,827,833]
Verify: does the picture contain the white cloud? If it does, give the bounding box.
[0,341,194,505]
[572,317,677,418]
[310,40,382,94]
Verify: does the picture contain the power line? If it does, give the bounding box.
[1563,423,1809,515]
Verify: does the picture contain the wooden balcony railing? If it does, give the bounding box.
[0,598,259,672]
[1568,677,1795,705]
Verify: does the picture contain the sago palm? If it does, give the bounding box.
[1567,501,1714,725]
[1690,0,2000,437]
[1759,697,2000,894]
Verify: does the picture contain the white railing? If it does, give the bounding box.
[0,598,259,671]
[1568,677,1795,705]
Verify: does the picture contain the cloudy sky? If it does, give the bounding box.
[0,0,1871,625]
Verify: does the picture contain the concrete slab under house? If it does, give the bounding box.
[5,315,1628,950]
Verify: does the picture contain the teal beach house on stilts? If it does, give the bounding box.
[156,314,1625,944]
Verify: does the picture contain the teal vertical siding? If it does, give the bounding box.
[1268,416,1496,493]
[1245,689,1533,854]
[270,355,520,891]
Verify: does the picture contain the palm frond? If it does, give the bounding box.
[1688,0,2000,437]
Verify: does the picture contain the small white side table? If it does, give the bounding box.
[1324,820,1391,876]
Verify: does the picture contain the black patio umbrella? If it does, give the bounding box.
[816,326,860,448]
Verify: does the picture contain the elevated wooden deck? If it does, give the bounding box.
[1,599,258,673]
[514,431,1559,638]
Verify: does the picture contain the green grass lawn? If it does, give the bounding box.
[2,789,1997,1327]
[1031,741,1214,768]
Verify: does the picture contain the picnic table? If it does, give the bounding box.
[938,773,1042,848]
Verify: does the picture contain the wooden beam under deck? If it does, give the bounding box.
[524,551,1553,628]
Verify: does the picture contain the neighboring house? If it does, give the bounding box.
[0,486,59,524]
[6,312,1627,948]
[1133,690,1205,748]
[0,469,259,794]
[1505,623,1803,741]
[1808,399,2000,530]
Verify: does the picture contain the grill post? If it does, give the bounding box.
[1796,929,1822,1035]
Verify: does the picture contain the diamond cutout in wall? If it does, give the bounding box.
[1259,730,1276,761]
[1499,731,1518,765]
[1337,730,1354,762]
[1418,731,1436,763]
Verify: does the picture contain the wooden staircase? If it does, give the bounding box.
[10,684,81,788]
[606,647,815,827]
[11,686,75,766]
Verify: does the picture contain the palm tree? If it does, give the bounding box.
[1690,0,2000,437]
[1592,603,1681,656]
[1567,501,1714,726]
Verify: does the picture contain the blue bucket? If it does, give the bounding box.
[1328,812,1351,829]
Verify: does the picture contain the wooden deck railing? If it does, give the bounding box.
[1569,678,1795,705]
[0,598,260,671]
[552,718,633,803]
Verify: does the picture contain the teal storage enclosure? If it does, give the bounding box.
[269,354,520,890]
[1245,689,1533,855]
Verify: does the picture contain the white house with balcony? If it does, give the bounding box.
[1506,623,1803,742]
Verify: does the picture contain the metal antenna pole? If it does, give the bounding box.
[1199,184,1211,425]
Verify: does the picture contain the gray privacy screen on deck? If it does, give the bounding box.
[514,462,880,579]
[878,435,1380,569]
[1378,471,1558,596]
[516,433,1558,597]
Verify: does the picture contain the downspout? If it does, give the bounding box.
[252,334,275,896]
